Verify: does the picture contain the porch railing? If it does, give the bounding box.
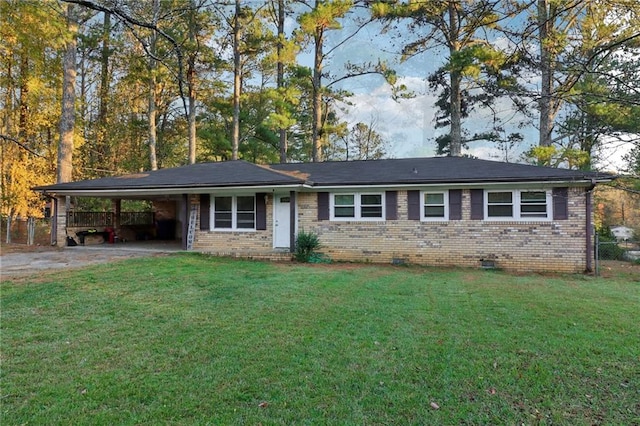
[66,211,154,227]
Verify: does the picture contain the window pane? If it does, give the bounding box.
[521,205,547,217]
[335,194,354,206]
[488,205,513,217]
[521,191,546,203]
[214,196,232,212]
[521,204,547,213]
[335,206,355,217]
[425,193,444,205]
[488,192,512,203]
[236,212,255,228]
[361,194,382,205]
[237,196,254,212]
[425,206,445,217]
[361,206,382,218]
[214,212,232,228]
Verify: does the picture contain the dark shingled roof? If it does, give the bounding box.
[34,157,614,194]
[35,160,304,192]
[270,156,613,186]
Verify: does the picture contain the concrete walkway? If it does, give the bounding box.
[1,243,182,278]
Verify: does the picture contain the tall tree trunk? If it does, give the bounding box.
[187,70,197,164]
[231,0,241,161]
[277,0,287,163]
[187,0,197,165]
[448,1,462,157]
[449,69,463,157]
[57,4,77,183]
[18,56,29,142]
[537,0,553,147]
[97,11,111,169]
[147,0,159,171]
[147,74,158,170]
[311,25,323,162]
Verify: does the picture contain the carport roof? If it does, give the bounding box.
[34,160,305,195]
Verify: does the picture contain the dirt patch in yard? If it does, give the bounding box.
[598,260,640,280]
[1,243,172,280]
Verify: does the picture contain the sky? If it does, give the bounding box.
[309,11,635,173]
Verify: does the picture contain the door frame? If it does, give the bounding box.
[273,191,296,250]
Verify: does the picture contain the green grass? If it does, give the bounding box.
[2,254,639,425]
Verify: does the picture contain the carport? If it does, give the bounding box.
[37,191,192,250]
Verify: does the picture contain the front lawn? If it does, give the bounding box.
[2,254,638,425]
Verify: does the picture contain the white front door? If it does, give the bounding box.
[274,193,292,248]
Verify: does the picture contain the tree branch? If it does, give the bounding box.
[0,134,46,158]
[61,0,189,119]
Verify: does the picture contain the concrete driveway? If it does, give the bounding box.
[1,243,182,278]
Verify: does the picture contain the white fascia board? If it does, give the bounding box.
[301,180,599,191]
[41,184,303,198]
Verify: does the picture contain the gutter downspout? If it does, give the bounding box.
[585,179,596,273]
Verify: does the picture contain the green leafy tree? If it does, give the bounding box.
[373,0,517,157]
[0,0,67,217]
[326,121,389,161]
[297,0,353,162]
[516,0,640,157]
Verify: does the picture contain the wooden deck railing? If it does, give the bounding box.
[66,211,154,227]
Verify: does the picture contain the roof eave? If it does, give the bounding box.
[305,177,614,189]
[37,183,304,197]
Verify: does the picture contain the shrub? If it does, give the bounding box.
[597,228,626,260]
[599,242,626,260]
[294,231,321,262]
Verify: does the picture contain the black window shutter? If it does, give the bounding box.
[470,189,484,220]
[385,191,398,220]
[256,193,267,230]
[200,194,210,230]
[553,187,568,220]
[317,192,329,220]
[449,189,462,220]
[407,190,420,220]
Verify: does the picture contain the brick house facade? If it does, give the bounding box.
[36,157,612,273]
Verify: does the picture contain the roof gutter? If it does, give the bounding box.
[37,183,304,197]
[302,179,607,191]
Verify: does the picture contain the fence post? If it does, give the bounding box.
[27,217,35,245]
[594,233,599,277]
[5,216,11,244]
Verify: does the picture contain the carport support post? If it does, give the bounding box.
[112,199,121,237]
[181,194,189,250]
[55,196,68,246]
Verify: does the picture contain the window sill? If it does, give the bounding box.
[329,219,386,223]
[208,228,257,233]
[480,219,553,224]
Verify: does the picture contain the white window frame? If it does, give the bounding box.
[484,189,552,221]
[330,192,385,221]
[421,191,449,221]
[210,195,256,231]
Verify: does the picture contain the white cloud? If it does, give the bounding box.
[337,76,442,157]
[594,135,636,174]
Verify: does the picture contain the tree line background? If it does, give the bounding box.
[2,0,639,220]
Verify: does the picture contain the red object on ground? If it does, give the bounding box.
[104,227,115,244]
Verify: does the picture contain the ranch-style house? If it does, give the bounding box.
[35,156,615,273]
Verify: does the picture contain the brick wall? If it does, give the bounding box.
[297,188,591,273]
[193,194,290,260]
[190,188,591,272]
